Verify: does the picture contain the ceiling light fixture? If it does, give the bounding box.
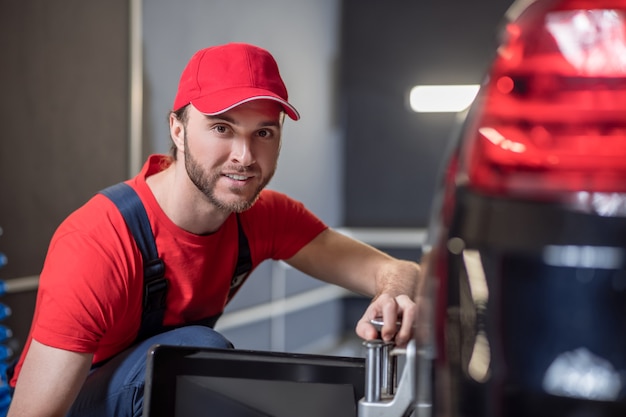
[409,84,480,113]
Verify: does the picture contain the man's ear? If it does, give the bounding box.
[169,112,185,151]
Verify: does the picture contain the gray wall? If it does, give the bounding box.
[341,0,514,227]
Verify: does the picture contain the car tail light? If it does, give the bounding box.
[458,0,626,200]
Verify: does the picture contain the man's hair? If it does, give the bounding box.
[169,105,189,160]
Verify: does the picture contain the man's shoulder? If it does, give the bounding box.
[52,190,131,246]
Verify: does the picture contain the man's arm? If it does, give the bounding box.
[7,339,93,417]
[285,228,423,346]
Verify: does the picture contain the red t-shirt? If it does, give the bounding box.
[11,155,327,386]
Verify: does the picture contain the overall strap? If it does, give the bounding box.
[100,182,168,342]
[99,182,253,341]
[229,214,253,301]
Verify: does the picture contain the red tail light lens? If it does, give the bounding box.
[460,0,626,199]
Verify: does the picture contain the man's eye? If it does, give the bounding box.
[258,129,271,138]
[214,125,228,134]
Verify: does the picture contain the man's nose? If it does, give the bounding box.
[231,136,255,166]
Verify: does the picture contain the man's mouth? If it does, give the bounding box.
[224,173,251,181]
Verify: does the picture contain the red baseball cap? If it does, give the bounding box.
[172,43,300,120]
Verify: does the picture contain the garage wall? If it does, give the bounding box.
[1,0,517,359]
[0,0,130,356]
[341,0,514,227]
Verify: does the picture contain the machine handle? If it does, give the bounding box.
[358,318,432,417]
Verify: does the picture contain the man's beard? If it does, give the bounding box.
[184,135,275,213]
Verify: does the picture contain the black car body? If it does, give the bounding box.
[420,1,626,416]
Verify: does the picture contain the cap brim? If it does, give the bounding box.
[190,88,300,121]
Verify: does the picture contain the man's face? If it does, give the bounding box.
[177,101,283,213]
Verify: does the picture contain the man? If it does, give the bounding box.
[8,42,421,417]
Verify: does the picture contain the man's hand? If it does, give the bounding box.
[356,293,418,347]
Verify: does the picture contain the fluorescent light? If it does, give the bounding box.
[409,84,480,113]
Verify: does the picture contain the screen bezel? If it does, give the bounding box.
[143,344,366,417]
